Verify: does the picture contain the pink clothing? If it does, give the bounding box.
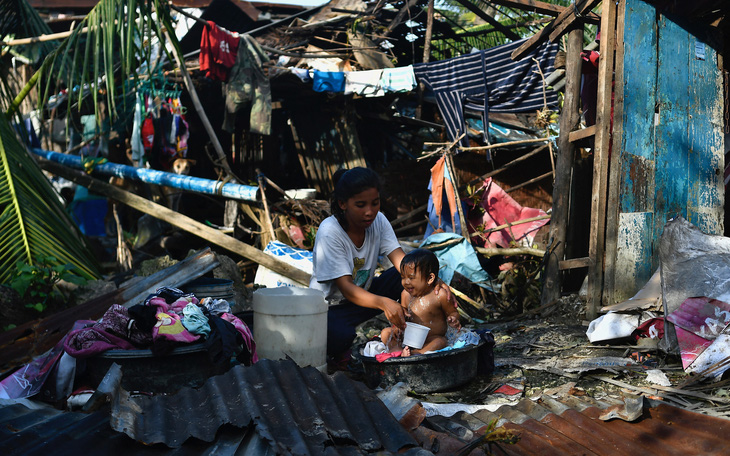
[467,178,549,248]
[221,313,258,363]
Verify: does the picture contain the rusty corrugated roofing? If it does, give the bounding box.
[0,359,428,455]
[422,394,730,455]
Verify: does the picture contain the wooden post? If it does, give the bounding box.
[423,0,435,63]
[416,0,434,120]
[541,26,583,306]
[587,0,620,319]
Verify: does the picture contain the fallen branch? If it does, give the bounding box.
[476,246,545,258]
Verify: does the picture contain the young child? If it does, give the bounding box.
[381,248,461,356]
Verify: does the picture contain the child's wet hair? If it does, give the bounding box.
[331,167,382,228]
[401,248,440,279]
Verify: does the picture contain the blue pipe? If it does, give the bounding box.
[32,148,259,202]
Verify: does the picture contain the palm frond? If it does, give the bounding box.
[0,110,100,283]
[7,0,179,123]
[0,0,57,119]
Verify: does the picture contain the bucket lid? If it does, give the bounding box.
[253,287,327,315]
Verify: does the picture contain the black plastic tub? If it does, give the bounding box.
[352,339,485,393]
[85,343,226,393]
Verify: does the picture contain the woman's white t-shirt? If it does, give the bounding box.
[309,212,401,304]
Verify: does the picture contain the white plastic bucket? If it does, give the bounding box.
[253,287,327,368]
[403,322,430,349]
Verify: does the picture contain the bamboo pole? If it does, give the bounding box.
[458,137,552,151]
[257,169,277,240]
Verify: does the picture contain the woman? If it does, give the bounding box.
[310,167,453,360]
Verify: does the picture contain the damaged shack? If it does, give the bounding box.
[0,0,730,454]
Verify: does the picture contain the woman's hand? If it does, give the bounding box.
[433,279,458,308]
[381,298,406,329]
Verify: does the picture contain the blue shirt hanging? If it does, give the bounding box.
[312,71,346,93]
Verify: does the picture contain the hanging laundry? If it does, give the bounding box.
[223,33,272,135]
[130,93,145,163]
[290,67,311,82]
[380,65,417,93]
[428,156,459,232]
[312,70,346,93]
[200,20,239,82]
[414,39,559,147]
[344,69,385,97]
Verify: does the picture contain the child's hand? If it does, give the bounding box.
[447,314,461,330]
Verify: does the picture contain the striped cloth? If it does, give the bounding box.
[414,39,559,147]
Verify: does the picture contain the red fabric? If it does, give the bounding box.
[467,178,549,248]
[376,351,403,362]
[141,115,155,153]
[430,157,458,228]
[493,384,521,396]
[199,21,239,81]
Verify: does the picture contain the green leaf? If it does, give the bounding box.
[25,303,46,313]
[0,110,101,283]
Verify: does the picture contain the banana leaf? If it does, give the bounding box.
[0,111,100,283]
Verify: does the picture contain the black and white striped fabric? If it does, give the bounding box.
[414,39,559,147]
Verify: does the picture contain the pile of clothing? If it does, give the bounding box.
[65,286,257,367]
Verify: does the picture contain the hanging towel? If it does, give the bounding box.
[200,21,240,82]
[312,71,346,93]
[380,65,417,92]
[344,69,385,97]
[413,39,559,147]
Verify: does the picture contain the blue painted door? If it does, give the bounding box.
[608,0,724,302]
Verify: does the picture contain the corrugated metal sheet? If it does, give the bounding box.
[421,394,730,455]
[0,359,429,455]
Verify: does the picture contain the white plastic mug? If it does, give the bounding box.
[403,322,430,349]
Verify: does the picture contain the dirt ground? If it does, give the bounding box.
[353,293,730,419]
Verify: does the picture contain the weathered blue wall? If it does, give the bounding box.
[611,0,724,302]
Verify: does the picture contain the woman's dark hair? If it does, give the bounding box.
[331,167,382,228]
[401,248,440,280]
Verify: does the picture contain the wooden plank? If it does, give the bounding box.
[511,0,600,60]
[510,19,555,61]
[541,26,583,306]
[40,160,312,285]
[504,171,552,193]
[548,0,602,42]
[687,29,724,234]
[465,144,549,187]
[559,257,591,270]
[588,0,620,316]
[454,0,522,41]
[600,0,627,309]
[487,0,566,16]
[568,125,596,143]
[386,0,419,34]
